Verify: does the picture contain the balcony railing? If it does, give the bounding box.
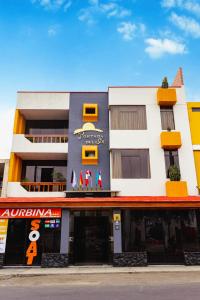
[21,182,66,192]
[25,135,68,143]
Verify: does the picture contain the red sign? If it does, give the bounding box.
[0,208,61,219]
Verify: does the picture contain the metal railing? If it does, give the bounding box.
[25,135,68,143]
[21,182,66,192]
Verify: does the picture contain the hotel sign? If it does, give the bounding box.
[0,208,61,219]
[74,122,105,145]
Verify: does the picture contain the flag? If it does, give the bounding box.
[85,170,91,187]
[95,170,99,187]
[71,170,77,188]
[98,170,102,189]
[79,171,84,187]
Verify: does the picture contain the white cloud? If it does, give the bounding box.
[48,24,60,36]
[117,22,137,40]
[0,108,14,159]
[79,1,132,25]
[31,0,72,11]
[170,12,200,38]
[145,38,186,58]
[117,22,146,41]
[161,0,200,16]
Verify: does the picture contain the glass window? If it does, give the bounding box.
[112,149,151,178]
[164,150,180,178]
[160,106,175,130]
[110,106,147,130]
[192,108,200,112]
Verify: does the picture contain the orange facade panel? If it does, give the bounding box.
[160,131,182,150]
[157,88,177,106]
[165,181,188,197]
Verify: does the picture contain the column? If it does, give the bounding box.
[60,209,70,254]
[113,209,122,254]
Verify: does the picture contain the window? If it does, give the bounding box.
[83,103,98,122]
[160,106,175,130]
[82,145,98,165]
[192,107,200,112]
[112,149,150,178]
[110,106,147,130]
[164,150,180,178]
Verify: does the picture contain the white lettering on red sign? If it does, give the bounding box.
[0,209,61,219]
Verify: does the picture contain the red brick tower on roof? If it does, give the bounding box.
[172,67,184,86]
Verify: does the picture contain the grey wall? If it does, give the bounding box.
[67,93,110,190]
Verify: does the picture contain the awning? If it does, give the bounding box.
[1,196,200,208]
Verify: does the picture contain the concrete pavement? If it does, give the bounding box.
[1,265,200,278]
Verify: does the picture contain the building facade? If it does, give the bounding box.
[1,68,200,267]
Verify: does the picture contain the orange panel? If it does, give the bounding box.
[157,88,177,106]
[166,181,188,197]
[160,131,182,150]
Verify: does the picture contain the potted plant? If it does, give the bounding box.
[166,165,188,197]
[162,77,169,88]
[157,76,177,105]
[52,172,66,182]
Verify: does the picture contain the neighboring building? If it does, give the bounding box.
[188,102,200,193]
[1,68,200,267]
[0,160,9,198]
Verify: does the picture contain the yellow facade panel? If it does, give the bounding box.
[13,109,25,134]
[82,145,98,165]
[187,103,200,145]
[194,151,200,189]
[8,153,22,182]
[83,103,98,122]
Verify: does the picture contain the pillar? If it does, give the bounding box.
[41,209,70,268]
[113,209,122,254]
[60,209,70,254]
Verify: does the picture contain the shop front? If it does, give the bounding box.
[0,208,62,267]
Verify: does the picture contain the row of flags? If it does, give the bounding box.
[71,170,102,189]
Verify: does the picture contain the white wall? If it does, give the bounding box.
[12,134,68,154]
[17,92,70,110]
[6,182,65,198]
[109,86,198,196]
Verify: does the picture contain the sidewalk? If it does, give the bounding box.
[1,265,200,278]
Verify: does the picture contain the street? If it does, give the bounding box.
[1,272,200,299]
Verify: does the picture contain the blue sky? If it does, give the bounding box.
[1,0,200,157]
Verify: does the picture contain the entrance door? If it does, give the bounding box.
[5,219,27,265]
[41,168,53,182]
[74,216,109,264]
[145,215,166,264]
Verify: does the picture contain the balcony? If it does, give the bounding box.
[7,158,67,197]
[12,134,68,156]
[25,134,68,144]
[157,88,177,106]
[160,131,182,150]
[21,182,66,192]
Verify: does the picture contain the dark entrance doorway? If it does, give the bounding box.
[74,216,109,264]
[5,219,42,266]
[41,168,53,182]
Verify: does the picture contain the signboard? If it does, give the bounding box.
[74,123,105,145]
[113,213,121,222]
[26,219,41,265]
[0,219,8,253]
[44,219,60,229]
[0,208,61,219]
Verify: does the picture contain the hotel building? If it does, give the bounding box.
[1,68,200,267]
